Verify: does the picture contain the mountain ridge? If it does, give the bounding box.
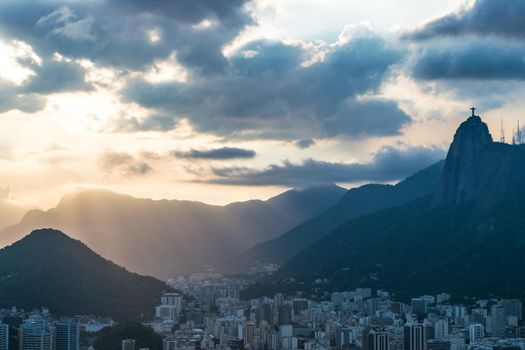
[0,201,32,232]
[273,112,525,301]
[0,185,346,277]
[0,228,171,321]
[230,159,445,271]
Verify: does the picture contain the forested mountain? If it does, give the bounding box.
[0,229,171,320]
[277,114,525,301]
[232,160,444,270]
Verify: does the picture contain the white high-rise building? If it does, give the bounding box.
[404,323,425,350]
[267,330,277,350]
[336,328,353,350]
[19,315,52,350]
[469,324,484,343]
[0,322,8,350]
[55,320,79,350]
[491,305,506,338]
[448,335,465,350]
[161,293,183,308]
[434,320,449,339]
[156,293,183,322]
[369,329,389,350]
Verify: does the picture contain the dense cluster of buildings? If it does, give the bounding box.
[0,308,114,350]
[2,275,525,350]
[0,314,79,350]
[145,275,525,350]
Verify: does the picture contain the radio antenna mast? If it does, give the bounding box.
[518,120,522,145]
[500,119,506,143]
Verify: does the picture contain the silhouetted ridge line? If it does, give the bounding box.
[0,228,172,321]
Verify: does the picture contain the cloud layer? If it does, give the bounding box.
[408,0,525,40]
[98,151,152,176]
[406,0,525,91]
[22,60,92,94]
[0,79,45,113]
[2,0,523,205]
[174,147,256,160]
[206,145,446,186]
[412,41,525,80]
[0,0,252,72]
[123,36,410,141]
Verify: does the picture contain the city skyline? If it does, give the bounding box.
[3,1,525,350]
[1,110,525,349]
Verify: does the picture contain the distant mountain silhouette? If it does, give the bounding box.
[276,113,525,300]
[0,229,170,320]
[266,184,349,223]
[231,160,444,271]
[0,201,31,231]
[433,115,525,212]
[433,115,493,206]
[0,185,345,277]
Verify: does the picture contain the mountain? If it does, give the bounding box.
[0,229,170,321]
[277,113,525,300]
[0,185,345,277]
[0,201,31,231]
[433,115,525,211]
[265,184,348,223]
[231,160,444,270]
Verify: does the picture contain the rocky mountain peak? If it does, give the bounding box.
[433,111,493,206]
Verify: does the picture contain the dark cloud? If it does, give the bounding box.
[0,0,252,72]
[175,147,256,160]
[0,2,412,142]
[22,59,92,94]
[295,139,315,149]
[407,0,525,40]
[122,37,410,140]
[128,162,152,175]
[112,0,251,27]
[412,41,525,81]
[112,114,178,132]
[321,99,412,138]
[97,150,152,176]
[0,79,45,114]
[0,59,89,114]
[230,40,304,76]
[206,145,446,186]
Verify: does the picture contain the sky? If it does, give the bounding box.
[1,0,524,208]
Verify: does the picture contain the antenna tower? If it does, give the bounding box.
[518,120,522,145]
[500,119,506,143]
